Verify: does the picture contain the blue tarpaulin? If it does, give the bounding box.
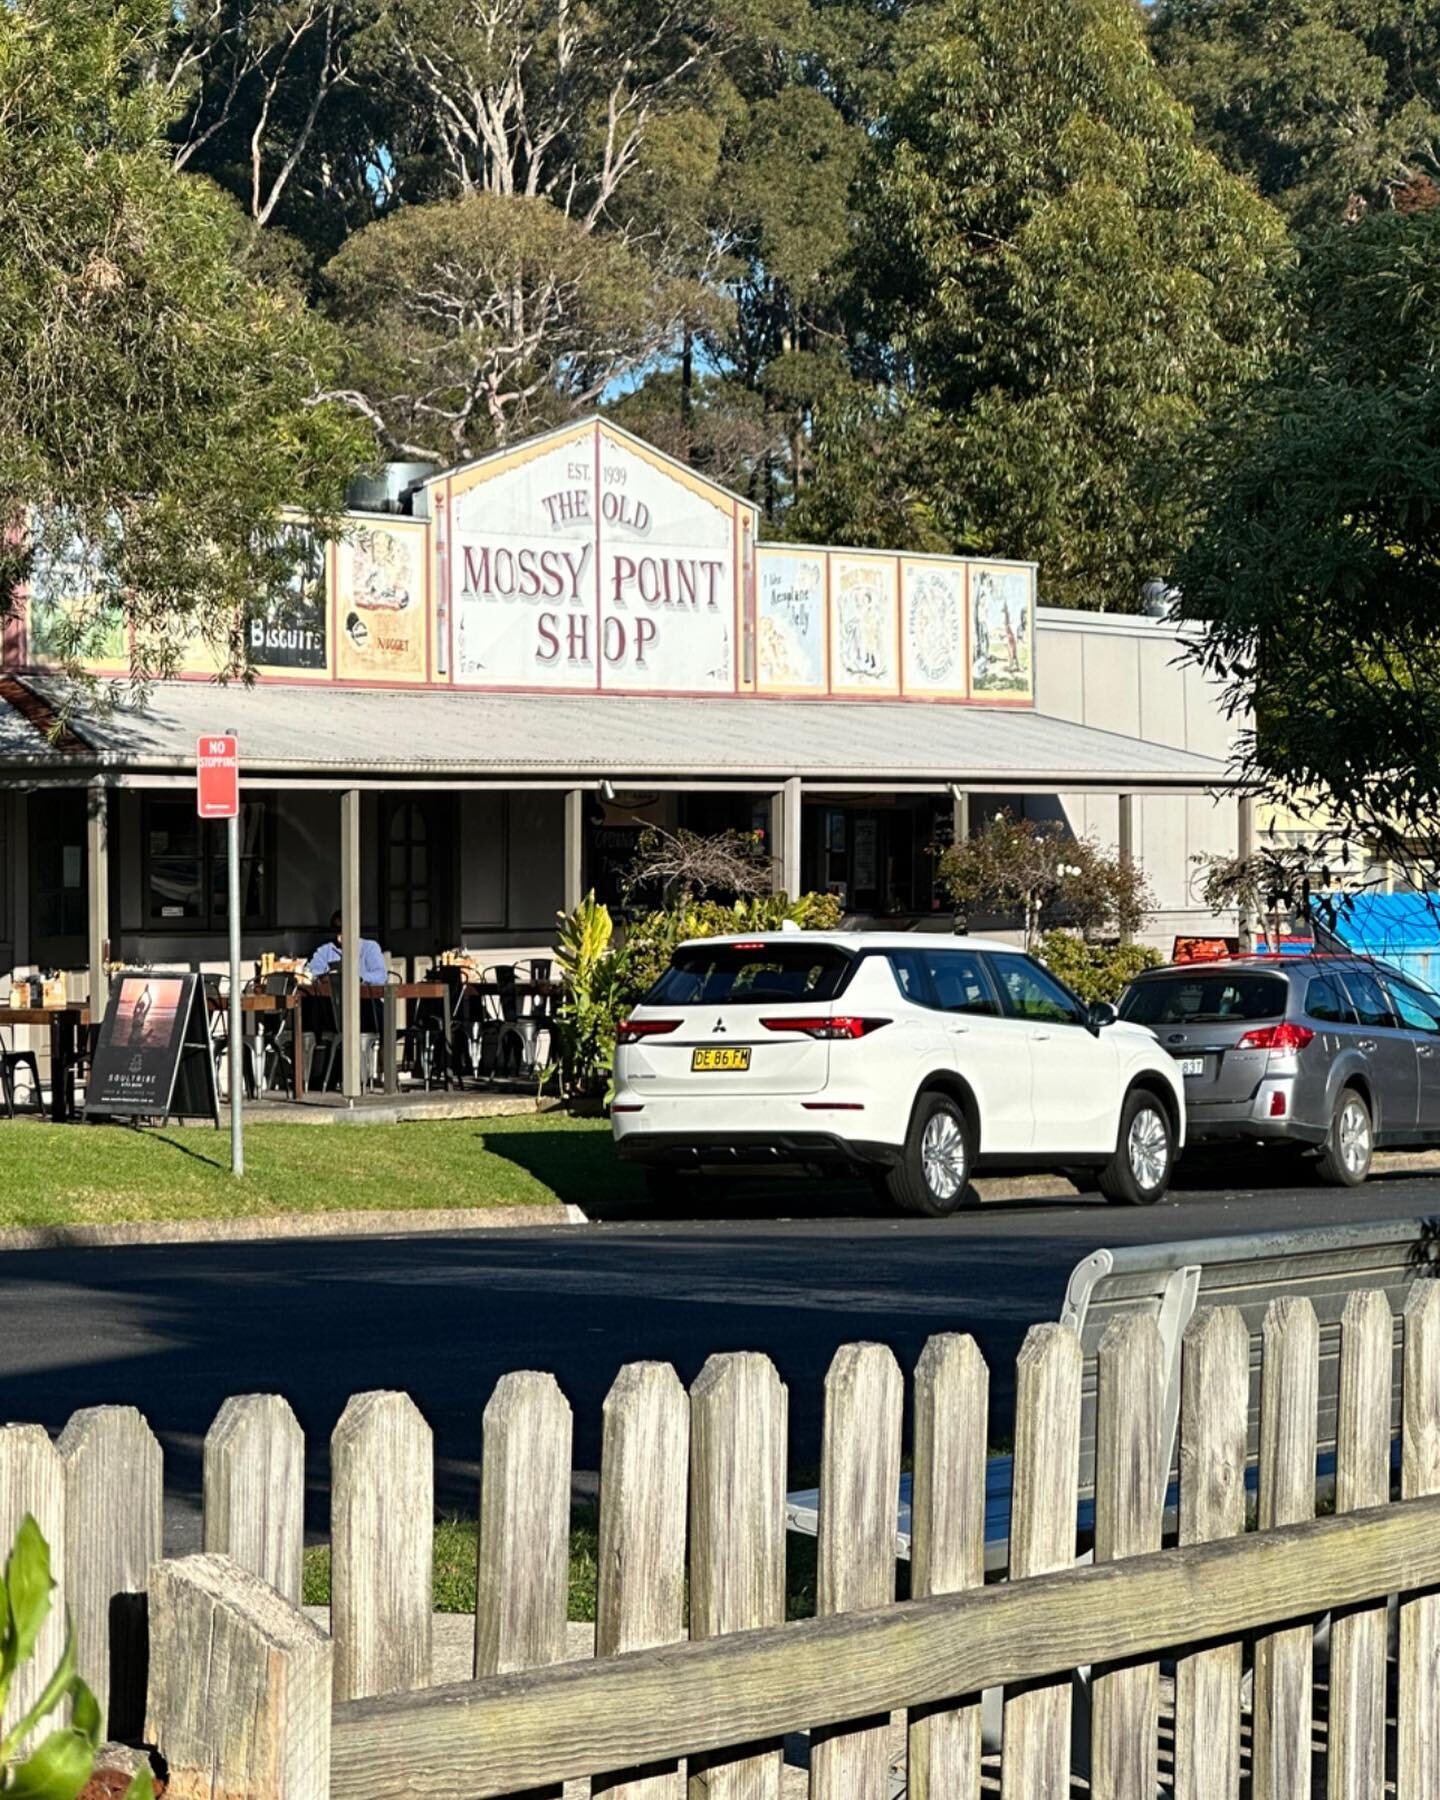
[1328,891,1440,988]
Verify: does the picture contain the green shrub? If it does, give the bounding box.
[548,888,844,1100]
[1039,930,1161,1004]
[0,1516,152,1799]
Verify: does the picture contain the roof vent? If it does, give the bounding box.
[345,461,438,516]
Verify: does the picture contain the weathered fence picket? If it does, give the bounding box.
[331,1390,433,1702]
[57,1406,162,1742]
[476,1370,571,1800]
[593,1361,689,1800]
[202,1392,304,1604]
[688,1351,787,1800]
[1252,1296,1320,1800]
[1172,1306,1248,1800]
[1090,1314,1164,1800]
[906,1332,987,1800]
[147,1554,331,1800]
[0,1422,66,1752]
[810,1342,903,1800]
[1326,1289,1391,1800]
[1399,1280,1440,1800]
[1001,1322,1083,1800]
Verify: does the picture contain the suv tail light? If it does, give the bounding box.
[760,1016,890,1040]
[1236,1022,1315,1052]
[615,1018,680,1044]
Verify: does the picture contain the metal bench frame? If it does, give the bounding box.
[787,1215,1438,1566]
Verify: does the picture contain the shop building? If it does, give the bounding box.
[0,418,1247,1063]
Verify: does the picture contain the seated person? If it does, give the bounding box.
[308,911,388,986]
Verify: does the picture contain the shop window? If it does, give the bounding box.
[29,789,87,962]
[143,796,272,930]
[386,801,431,933]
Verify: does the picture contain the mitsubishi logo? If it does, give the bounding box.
[713,1017,727,1034]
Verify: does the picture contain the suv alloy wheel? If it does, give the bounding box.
[1316,1086,1373,1187]
[1099,1090,1175,1206]
[886,1092,975,1217]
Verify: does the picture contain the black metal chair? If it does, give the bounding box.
[312,980,381,1092]
[402,966,460,1092]
[0,1024,42,1118]
[494,963,551,1079]
[204,974,258,1101]
[257,972,303,1095]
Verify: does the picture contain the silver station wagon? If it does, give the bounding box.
[1117,953,1440,1186]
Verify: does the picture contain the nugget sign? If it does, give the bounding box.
[196,735,239,819]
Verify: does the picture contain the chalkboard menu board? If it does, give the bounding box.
[86,972,219,1123]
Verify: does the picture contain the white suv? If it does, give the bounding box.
[612,932,1185,1214]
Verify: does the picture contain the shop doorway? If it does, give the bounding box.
[803,797,951,918]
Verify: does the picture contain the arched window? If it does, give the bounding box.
[387,802,430,933]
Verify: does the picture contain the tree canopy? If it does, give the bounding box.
[790,0,1290,607]
[1173,210,1440,881]
[1151,0,1440,228]
[0,0,369,679]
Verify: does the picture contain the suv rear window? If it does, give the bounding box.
[646,943,854,1006]
[1119,972,1287,1027]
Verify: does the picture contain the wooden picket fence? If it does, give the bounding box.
[5,1285,1440,1798]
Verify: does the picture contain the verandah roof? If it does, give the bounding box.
[0,676,1235,793]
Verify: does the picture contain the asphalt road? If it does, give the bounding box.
[3,1156,1440,1550]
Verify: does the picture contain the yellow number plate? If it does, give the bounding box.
[691,1046,752,1072]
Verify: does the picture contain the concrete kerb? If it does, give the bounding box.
[3,1153,1434,1256]
[0,1203,583,1253]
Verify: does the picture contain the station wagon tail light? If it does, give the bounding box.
[615,1018,680,1043]
[760,1016,891,1039]
[1236,1023,1315,1053]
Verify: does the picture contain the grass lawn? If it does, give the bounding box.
[301,1510,830,1623]
[0,1112,637,1227]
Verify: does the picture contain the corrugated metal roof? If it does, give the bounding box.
[1,677,1234,787]
[0,679,66,764]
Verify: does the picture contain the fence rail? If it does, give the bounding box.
[5,1278,1440,1799]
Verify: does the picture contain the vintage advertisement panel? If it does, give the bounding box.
[969,561,1034,702]
[901,557,968,699]
[755,547,827,695]
[21,521,127,670]
[245,525,330,677]
[450,422,739,695]
[334,517,427,683]
[829,553,899,697]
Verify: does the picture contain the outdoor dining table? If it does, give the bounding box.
[5,1005,91,1123]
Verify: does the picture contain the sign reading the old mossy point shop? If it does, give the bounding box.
[445,420,743,695]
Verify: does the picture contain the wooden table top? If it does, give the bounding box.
[306,980,448,1000]
[5,1005,89,1025]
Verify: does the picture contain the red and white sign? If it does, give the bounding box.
[196,735,239,819]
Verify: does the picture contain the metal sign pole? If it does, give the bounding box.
[228,806,244,1176]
